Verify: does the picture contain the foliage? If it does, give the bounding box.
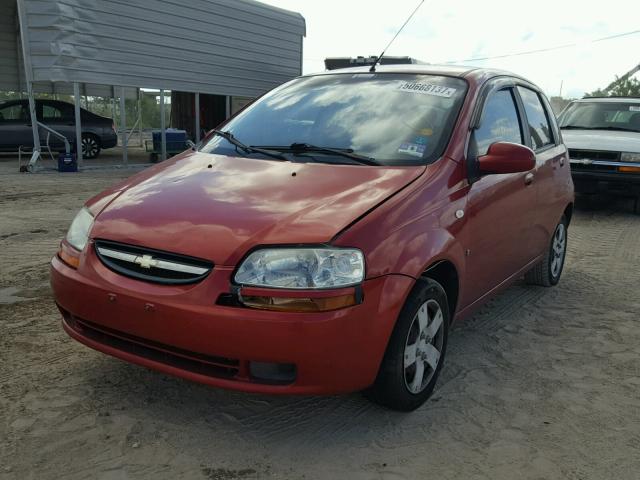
[587,75,640,98]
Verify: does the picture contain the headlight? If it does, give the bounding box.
[235,248,365,289]
[621,152,640,163]
[66,207,94,251]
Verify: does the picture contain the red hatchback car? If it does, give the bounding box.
[51,65,574,411]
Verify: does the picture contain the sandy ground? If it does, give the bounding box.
[1,158,639,480]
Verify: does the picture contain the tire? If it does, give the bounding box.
[525,215,568,287]
[81,134,101,159]
[366,278,449,411]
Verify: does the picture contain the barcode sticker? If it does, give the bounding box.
[396,82,457,98]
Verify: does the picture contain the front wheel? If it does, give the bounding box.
[366,278,449,411]
[525,215,568,286]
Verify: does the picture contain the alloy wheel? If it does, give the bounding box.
[551,223,566,278]
[403,299,444,394]
[82,136,99,158]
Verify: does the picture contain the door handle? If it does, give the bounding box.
[524,173,534,185]
[553,156,566,167]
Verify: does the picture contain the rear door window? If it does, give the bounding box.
[517,86,554,150]
[475,89,523,156]
[42,104,64,120]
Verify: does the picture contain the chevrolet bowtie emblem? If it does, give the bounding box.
[135,254,158,269]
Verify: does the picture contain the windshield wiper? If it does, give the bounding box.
[210,130,287,161]
[561,125,638,132]
[590,126,639,133]
[255,143,381,166]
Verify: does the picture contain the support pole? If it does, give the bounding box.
[195,92,200,143]
[120,87,128,165]
[17,0,41,171]
[225,96,231,120]
[137,88,143,147]
[160,89,167,161]
[73,82,83,169]
[25,89,40,170]
[111,87,117,131]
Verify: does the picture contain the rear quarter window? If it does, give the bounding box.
[0,103,26,122]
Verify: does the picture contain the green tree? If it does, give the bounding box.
[587,75,640,97]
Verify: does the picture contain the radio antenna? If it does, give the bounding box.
[369,0,425,73]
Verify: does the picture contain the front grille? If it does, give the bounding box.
[94,239,213,285]
[64,313,240,379]
[569,149,620,162]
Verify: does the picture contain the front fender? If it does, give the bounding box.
[364,221,466,281]
[332,159,468,281]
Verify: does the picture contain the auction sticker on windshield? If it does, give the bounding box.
[398,142,426,158]
[397,82,456,98]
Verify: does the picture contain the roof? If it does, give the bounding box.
[311,64,477,77]
[1,0,305,97]
[307,64,537,88]
[575,97,640,103]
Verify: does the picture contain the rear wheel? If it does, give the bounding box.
[367,278,449,411]
[81,134,101,159]
[525,215,567,286]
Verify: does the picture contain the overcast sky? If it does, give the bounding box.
[262,0,640,99]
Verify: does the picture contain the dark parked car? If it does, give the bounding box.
[0,99,118,159]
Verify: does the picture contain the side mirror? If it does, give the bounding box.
[478,142,535,175]
[186,139,196,150]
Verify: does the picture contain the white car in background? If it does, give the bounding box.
[558,97,640,208]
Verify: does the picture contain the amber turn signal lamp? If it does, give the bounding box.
[58,245,80,269]
[241,294,357,312]
[618,166,640,174]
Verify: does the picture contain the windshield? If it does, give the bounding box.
[559,101,640,133]
[199,73,468,166]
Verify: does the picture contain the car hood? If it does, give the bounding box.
[562,129,640,153]
[89,152,425,265]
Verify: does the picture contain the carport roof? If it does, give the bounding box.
[1,0,306,97]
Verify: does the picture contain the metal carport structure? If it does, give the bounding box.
[0,0,305,171]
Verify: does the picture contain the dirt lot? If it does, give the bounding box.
[1,159,639,480]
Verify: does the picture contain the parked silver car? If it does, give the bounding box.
[559,97,640,205]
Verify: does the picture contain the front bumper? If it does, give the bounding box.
[570,158,640,194]
[571,169,640,194]
[51,247,414,395]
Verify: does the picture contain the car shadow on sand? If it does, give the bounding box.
[76,276,560,456]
